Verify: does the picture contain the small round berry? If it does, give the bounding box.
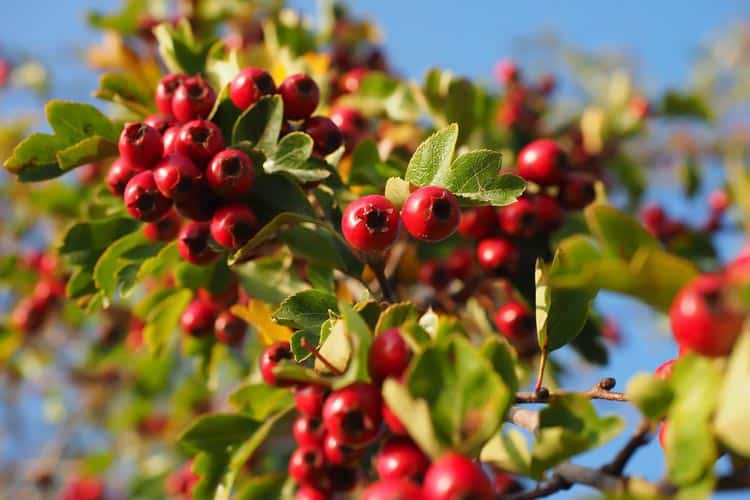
[458,206,497,240]
[144,113,176,134]
[658,421,669,449]
[491,470,523,495]
[339,67,369,94]
[198,276,240,309]
[175,120,225,166]
[162,125,180,155]
[419,260,453,290]
[375,436,430,482]
[210,204,258,249]
[177,222,219,265]
[362,478,424,500]
[205,149,255,199]
[641,204,667,238]
[155,73,186,115]
[382,402,407,435]
[476,238,519,276]
[118,122,164,169]
[323,433,364,465]
[279,73,320,120]
[230,67,276,110]
[533,194,563,233]
[330,107,369,151]
[31,278,65,307]
[302,116,343,156]
[123,171,173,222]
[709,189,730,214]
[180,300,218,337]
[446,247,474,282]
[289,446,327,488]
[59,477,106,500]
[368,328,412,385]
[559,173,596,210]
[341,195,399,252]
[498,197,537,238]
[654,359,676,380]
[493,301,534,339]
[293,415,326,447]
[107,158,139,197]
[172,75,216,122]
[295,384,330,417]
[153,153,202,201]
[295,486,328,500]
[401,186,460,242]
[322,382,382,445]
[214,311,247,345]
[143,210,181,242]
[175,186,219,222]
[260,341,295,387]
[12,297,48,334]
[422,453,492,500]
[517,139,565,186]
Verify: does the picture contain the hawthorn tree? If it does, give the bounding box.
[1,1,749,499]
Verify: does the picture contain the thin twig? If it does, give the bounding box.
[500,475,570,500]
[300,339,344,376]
[534,349,548,392]
[601,419,651,475]
[516,378,628,404]
[367,255,397,303]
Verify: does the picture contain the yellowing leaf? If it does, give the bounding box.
[580,106,606,155]
[231,302,292,346]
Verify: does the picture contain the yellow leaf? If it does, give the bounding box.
[230,302,292,346]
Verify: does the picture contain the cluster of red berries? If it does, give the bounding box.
[11,251,66,334]
[642,189,729,243]
[0,57,10,89]
[493,59,555,133]
[165,459,199,500]
[179,274,248,346]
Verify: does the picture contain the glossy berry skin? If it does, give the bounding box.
[153,153,202,201]
[498,197,537,238]
[533,194,563,233]
[210,204,258,249]
[517,139,564,186]
[214,311,247,345]
[118,122,163,169]
[493,301,534,339]
[323,433,364,465]
[177,222,219,265]
[293,415,326,447]
[476,238,519,276]
[458,206,497,240]
[107,158,139,197]
[401,186,460,242]
[368,328,412,385]
[330,107,369,151]
[419,260,452,290]
[172,75,216,122]
[362,478,424,500]
[260,341,294,387]
[670,274,745,357]
[279,73,320,120]
[559,172,596,210]
[295,486,328,500]
[175,120,225,166]
[322,382,383,446]
[446,247,474,281]
[289,446,327,488]
[229,67,276,110]
[180,300,218,337]
[422,453,493,500]
[143,210,181,242]
[342,195,399,252]
[382,402,407,435]
[123,171,173,222]
[162,125,180,154]
[144,113,176,135]
[339,67,369,94]
[302,116,343,156]
[654,359,676,380]
[205,149,255,199]
[155,73,186,114]
[375,436,430,482]
[295,384,330,417]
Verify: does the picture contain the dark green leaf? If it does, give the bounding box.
[374,302,418,334]
[248,172,316,220]
[273,290,338,329]
[180,413,260,455]
[143,289,193,355]
[444,150,525,206]
[228,383,295,420]
[263,132,328,182]
[93,72,154,116]
[154,20,216,76]
[56,136,118,170]
[231,95,283,155]
[234,255,308,304]
[87,0,148,33]
[404,124,458,187]
[660,91,712,121]
[331,302,373,389]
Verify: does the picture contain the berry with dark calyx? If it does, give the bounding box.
[330,106,369,151]
[162,125,180,154]
[559,172,596,210]
[279,73,320,120]
[401,186,460,242]
[302,116,343,156]
[229,67,276,110]
[260,341,295,387]
[533,193,563,233]
[641,204,668,238]
[654,359,676,380]
[295,486,328,500]
[382,402,407,435]
[210,204,258,249]
[368,327,412,385]
[144,113,176,134]
[493,301,534,339]
[107,158,139,197]
[446,247,474,282]
[339,67,369,94]
[295,384,330,417]
[516,138,565,186]
[180,299,217,337]
[155,73,186,114]
[289,446,328,489]
[206,148,255,199]
[419,260,453,290]
[293,415,326,447]
[213,311,247,345]
[458,206,497,240]
[362,478,424,500]
[422,452,493,500]
[118,122,163,169]
[172,75,216,122]
[123,171,173,222]
[476,238,519,276]
[153,153,202,201]
[670,274,744,357]
[498,197,537,238]
[374,436,430,482]
[323,433,364,465]
[175,185,219,222]
[177,222,219,265]
[175,120,225,166]
[342,195,399,252]
[322,382,383,445]
[143,210,181,242]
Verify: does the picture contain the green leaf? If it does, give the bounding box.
[93,231,163,299]
[154,20,215,75]
[263,132,328,182]
[480,337,519,395]
[331,302,373,389]
[232,95,283,155]
[46,100,119,143]
[375,302,419,334]
[56,136,118,170]
[584,204,658,260]
[280,225,362,276]
[660,91,712,121]
[175,259,233,293]
[626,373,674,420]
[230,212,323,266]
[404,124,458,187]
[273,290,338,329]
[236,475,287,500]
[93,72,154,116]
[382,378,445,459]
[4,133,66,174]
[136,242,180,282]
[358,72,400,98]
[290,326,326,362]
[384,177,412,208]
[444,78,478,143]
[228,382,295,421]
[234,255,308,304]
[191,453,229,500]
[480,428,533,477]
[248,172,317,220]
[87,0,147,34]
[272,360,330,385]
[143,289,193,355]
[715,327,750,457]
[444,150,525,206]
[180,413,260,455]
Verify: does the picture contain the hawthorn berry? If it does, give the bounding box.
[374,436,430,482]
[11,297,47,334]
[401,186,460,242]
[516,138,564,186]
[260,341,294,387]
[628,95,650,121]
[213,311,247,345]
[144,113,176,134]
[59,477,105,500]
[289,446,327,488]
[107,158,139,197]
[143,210,181,242]
[533,193,563,233]
[498,197,537,238]
[229,67,276,110]
[302,116,343,156]
[362,478,424,500]
[641,204,667,238]
[177,222,219,265]
[339,67,369,94]
[458,206,497,239]
[279,73,320,120]
[123,171,173,222]
[293,415,326,447]
[493,301,534,339]
[494,58,519,84]
[175,185,219,222]
[295,384,330,417]
[210,204,258,249]
[175,120,225,165]
[322,382,382,445]
[323,433,364,465]
[559,172,596,210]
[419,260,452,290]
[32,278,65,307]
[198,275,240,309]
[118,122,163,169]
[368,328,412,385]
[476,238,519,276]
[153,153,202,201]
[162,125,180,154]
[155,73,185,114]
[180,300,217,337]
[382,402,407,435]
[341,195,399,252]
[330,106,369,151]
[654,359,675,380]
[422,452,493,500]
[205,149,255,199]
[446,247,474,282]
[492,470,523,495]
[172,75,216,122]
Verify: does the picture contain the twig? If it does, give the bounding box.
[516,378,628,404]
[601,419,651,476]
[500,475,570,500]
[367,255,397,303]
[534,349,548,392]
[300,338,344,376]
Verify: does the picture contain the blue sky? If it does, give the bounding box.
[2,1,749,498]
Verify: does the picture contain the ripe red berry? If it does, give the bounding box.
[155,73,186,115]
[214,311,247,345]
[401,186,460,242]
[419,260,452,290]
[289,446,327,488]
[516,139,564,186]
[493,301,534,339]
[205,149,255,199]
[293,415,326,447]
[172,75,216,122]
[628,96,650,121]
[198,275,240,309]
[229,67,276,110]
[330,107,369,151]
[60,477,106,500]
[118,122,164,169]
[654,359,676,380]
[279,73,320,120]
[476,238,519,276]
[362,478,424,500]
[260,341,295,387]
[368,328,412,385]
[210,204,258,249]
[143,210,181,242]
[709,189,729,214]
[32,278,65,307]
[153,153,202,200]
[322,382,382,445]
[446,247,474,282]
[339,67,369,94]
[458,206,497,239]
[107,158,139,197]
[180,300,218,337]
[491,470,522,495]
[382,402,407,435]
[422,453,492,500]
[175,120,225,166]
[323,433,364,465]
[123,171,173,222]
[295,486,328,500]
[498,197,537,238]
[533,194,563,233]
[175,186,219,222]
[374,436,430,482]
[162,125,180,155]
[559,172,596,210]
[658,421,669,449]
[302,116,343,156]
[12,297,48,334]
[670,274,744,357]
[144,113,176,135]
[641,204,668,238]
[295,384,330,417]
[341,195,399,252]
[177,222,219,265]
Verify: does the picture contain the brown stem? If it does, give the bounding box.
[300,339,344,376]
[516,378,628,404]
[534,348,548,393]
[601,419,651,475]
[367,255,397,303]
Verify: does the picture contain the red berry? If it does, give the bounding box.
[205,149,255,199]
[476,238,519,276]
[368,328,412,385]
[153,153,202,200]
[533,194,563,233]
[230,67,276,110]
[295,384,330,417]
[118,122,164,169]
[12,297,48,334]
[654,359,676,380]
[362,478,424,500]
[107,158,139,197]
[382,402,407,435]
[214,311,247,345]
[180,299,218,337]
[641,204,667,238]
[491,470,522,495]
[155,73,186,114]
[458,206,497,240]
[493,301,534,339]
[709,189,729,213]
[322,382,382,445]
[330,107,369,151]
[177,222,219,265]
[658,421,669,449]
[32,278,65,307]
[295,486,328,500]
[289,446,327,488]
[670,274,744,357]
[628,96,650,121]
[419,260,453,290]
[60,477,105,500]
[401,186,460,242]
[0,59,10,88]
[498,197,537,238]
[374,436,430,482]
[123,171,173,222]
[302,116,343,156]
[293,415,326,447]
[172,75,216,122]
[341,195,399,252]
[175,120,225,166]
[210,204,258,249]
[422,453,492,500]
[517,139,564,186]
[446,247,474,282]
[279,73,320,120]
[144,113,176,134]
[323,433,364,465]
[339,67,369,94]
[260,341,295,387]
[143,210,181,242]
[175,186,219,222]
[162,125,180,154]
[494,59,519,84]
[198,276,240,309]
[559,173,596,210]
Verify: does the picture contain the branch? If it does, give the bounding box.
[366,255,397,303]
[601,419,651,476]
[515,378,628,404]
